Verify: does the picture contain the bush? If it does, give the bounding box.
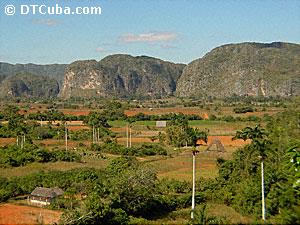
[233,106,254,114]
[92,141,167,157]
[0,144,81,167]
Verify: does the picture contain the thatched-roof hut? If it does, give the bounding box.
[29,187,64,206]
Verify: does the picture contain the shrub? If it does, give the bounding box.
[233,106,254,114]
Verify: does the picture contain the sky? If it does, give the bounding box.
[0,0,299,64]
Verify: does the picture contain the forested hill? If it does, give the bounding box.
[176,42,300,98]
[0,72,59,98]
[0,62,66,88]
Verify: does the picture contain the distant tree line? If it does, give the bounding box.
[91,141,167,157]
[0,143,81,168]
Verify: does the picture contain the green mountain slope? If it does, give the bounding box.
[0,73,59,98]
[176,42,300,98]
[0,62,66,87]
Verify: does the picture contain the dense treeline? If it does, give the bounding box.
[202,110,300,223]
[91,141,167,156]
[223,95,292,106]
[0,143,81,167]
[128,112,202,122]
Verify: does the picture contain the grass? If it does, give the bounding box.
[108,120,128,127]
[0,156,110,178]
[148,148,220,181]
[189,120,258,136]
[134,203,254,224]
[111,119,259,137]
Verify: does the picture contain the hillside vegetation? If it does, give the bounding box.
[0,62,66,87]
[0,73,59,98]
[176,42,300,98]
[60,55,185,99]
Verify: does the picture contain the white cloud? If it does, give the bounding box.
[95,47,106,53]
[119,32,178,43]
[32,19,60,26]
[160,44,177,49]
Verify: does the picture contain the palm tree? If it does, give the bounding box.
[233,125,271,221]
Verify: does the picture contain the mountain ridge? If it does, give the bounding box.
[176,42,300,98]
[1,41,299,99]
[60,54,185,98]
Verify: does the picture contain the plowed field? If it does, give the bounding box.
[0,203,61,225]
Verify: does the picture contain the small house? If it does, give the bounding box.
[156,121,167,128]
[29,187,64,206]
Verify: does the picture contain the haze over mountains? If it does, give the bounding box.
[0,42,299,99]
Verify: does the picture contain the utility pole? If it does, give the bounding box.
[261,159,266,221]
[92,125,95,144]
[65,122,68,151]
[191,149,199,220]
[126,124,129,147]
[129,127,132,148]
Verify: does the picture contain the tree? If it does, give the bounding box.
[233,125,271,221]
[165,114,207,147]
[84,112,110,143]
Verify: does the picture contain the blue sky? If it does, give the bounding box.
[0,0,299,64]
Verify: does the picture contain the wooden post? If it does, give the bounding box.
[261,160,266,221]
[129,127,132,148]
[65,123,68,151]
[126,125,129,147]
[191,151,196,220]
[92,125,95,144]
[191,149,199,220]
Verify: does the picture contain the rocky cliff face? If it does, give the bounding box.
[60,55,185,98]
[176,42,300,98]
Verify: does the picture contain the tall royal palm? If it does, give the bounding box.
[233,125,271,221]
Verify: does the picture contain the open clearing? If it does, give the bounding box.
[0,203,61,225]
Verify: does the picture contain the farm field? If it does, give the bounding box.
[0,156,110,178]
[0,100,296,225]
[0,203,61,225]
[124,106,284,117]
[149,138,248,181]
[146,203,253,224]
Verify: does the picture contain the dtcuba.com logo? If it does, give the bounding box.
[4,4,102,16]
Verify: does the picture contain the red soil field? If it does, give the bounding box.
[117,137,158,143]
[110,127,126,132]
[67,125,90,131]
[0,203,61,225]
[0,138,16,146]
[197,135,250,147]
[59,110,90,116]
[36,139,90,148]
